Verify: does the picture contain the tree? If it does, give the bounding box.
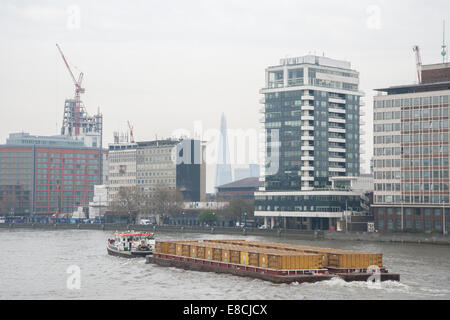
[149,184,184,225]
[108,186,145,224]
[198,210,218,226]
[220,197,255,224]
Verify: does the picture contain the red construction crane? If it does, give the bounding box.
[128,121,135,143]
[56,43,85,136]
[413,45,422,84]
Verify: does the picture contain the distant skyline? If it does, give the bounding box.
[0,0,449,192]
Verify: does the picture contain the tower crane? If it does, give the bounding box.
[413,45,422,84]
[56,43,85,136]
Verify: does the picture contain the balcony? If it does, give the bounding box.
[301,126,314,131]
[329,127,346,134]
[301,135,314,141]
[301,115,314,121]
[329,167,346,173]
[329,107,346,114]
[329,157,346,163]
[329,147,346,153]
[329,97,346,104]
[301,156,314,161]
[301,145,314,151]
[301,166,315,171]
[329,137,346,143]
[301,176,314,181]
[329,117,346,124]
[301,105,314,111]
[301,95,315,100]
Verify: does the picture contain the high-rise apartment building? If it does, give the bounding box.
[373,62,450,233]
[254,55,366,230]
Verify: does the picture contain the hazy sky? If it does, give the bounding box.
[0,0,449,192]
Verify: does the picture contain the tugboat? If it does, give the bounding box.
[107,231,156,258]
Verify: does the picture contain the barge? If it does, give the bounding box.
[146,240,400,284]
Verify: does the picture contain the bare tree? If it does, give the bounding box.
[149,184,184,225]
[220,197,255,222]
[108,186,145,224]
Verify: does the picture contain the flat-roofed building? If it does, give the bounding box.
[373,62,450,233]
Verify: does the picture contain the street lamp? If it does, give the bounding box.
[442,200,446,236]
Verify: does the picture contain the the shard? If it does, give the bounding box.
[215,113,233,191]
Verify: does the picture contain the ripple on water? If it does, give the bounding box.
[1,229,450,300]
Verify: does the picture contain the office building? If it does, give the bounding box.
[373,62,450,232]
[0,133,104,217]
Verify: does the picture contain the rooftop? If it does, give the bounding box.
[374,81,450,95]
[275,55,353,71]
[217,177,263,190]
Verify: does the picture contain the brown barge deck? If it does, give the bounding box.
[146,253,400,284]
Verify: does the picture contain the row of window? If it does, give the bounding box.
[377,219,450,231]
[36,153,98,159]
[374,96,449,108]
[374,157,449,168]
[374,170,450,180]
[374,107,450,121]
[375,195,449,204]
[375,145,450,156]
[375,182,449,191]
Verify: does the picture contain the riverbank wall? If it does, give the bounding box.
[0,223,449,245]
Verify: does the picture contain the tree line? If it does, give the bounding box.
[107,184,255,225]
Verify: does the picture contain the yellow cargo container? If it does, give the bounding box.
[212,248,222,262]
[196,246,205,259]
[222,249,230,263]
[205,247,213,260]
[259,253,268,268]
[190,246,197,258]
[176,244,183,256]
[182,244,190,257]
[249,253,259,267]
[230,250,241,264]
[167,243,176,255]
[240,252,249,265]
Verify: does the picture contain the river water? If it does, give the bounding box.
[0,229,449,300]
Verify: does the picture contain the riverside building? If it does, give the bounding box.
[254,55,366,230]
[0,133,104,217]
[107,138,206,204]
[373,62,450,233]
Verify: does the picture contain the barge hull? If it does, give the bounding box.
[146,254,400,284]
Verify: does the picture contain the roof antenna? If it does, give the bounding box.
[442,20,447,63]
